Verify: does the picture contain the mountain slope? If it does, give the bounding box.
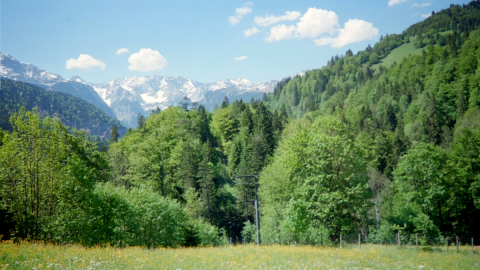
[263,1,480,237]
[0,53,117,119]
[92,76,276,127]
[0,78,126,139]
[1,52,277,128]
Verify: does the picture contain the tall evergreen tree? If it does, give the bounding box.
[110,125,119,143]
[221,95,230,109]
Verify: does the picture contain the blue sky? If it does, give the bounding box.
[1,0,471,84]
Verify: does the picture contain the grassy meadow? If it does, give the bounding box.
[1,241,479,269]
[372,42,424,70]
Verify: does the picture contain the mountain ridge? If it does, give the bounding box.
[1,52,277,127]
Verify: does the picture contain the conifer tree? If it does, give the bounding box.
[221,95,230,108]
[110,125,119,143]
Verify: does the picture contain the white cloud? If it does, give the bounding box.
[314,19,378,48]
[412,2,431,7]
[65,54,106,70]
[244,27,260,37]
[254,11,301,27]
[128,48,168,72]
[265,8,338,42]
[421,13,432,18]
[116,48,129,55]
[266,24,296,42]
[229,5,253,25]
[235,56,248,61]
[388,0,409,6]
[296,8,338,38]
[229,16,241,25]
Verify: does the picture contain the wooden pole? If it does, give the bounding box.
[340,234,342,248]
[456,236,459,253]
[254,177,261,245]
[359,234,361,249]
[447,238,449,252]
[416,234,418,248]
[472,238,474,254]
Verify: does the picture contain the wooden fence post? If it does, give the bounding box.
[359,234,361,249]
[416,234,418,248]
[472,238,474,254]
[456,236,459,253]
[340,234,342,248]
[447,237,449,252]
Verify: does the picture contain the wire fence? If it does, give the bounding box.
[227,233,479,254]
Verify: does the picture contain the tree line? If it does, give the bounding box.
[1,1,480,246]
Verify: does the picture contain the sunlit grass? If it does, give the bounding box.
[372,42,424,70]
[1,241,479,269]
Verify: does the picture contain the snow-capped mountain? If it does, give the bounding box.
[1,52,277,128]
[91,76,276,127]
[0,52,117,119]
[0,53,63,87]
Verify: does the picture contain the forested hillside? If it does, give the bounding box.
[0,1,479,247]
[0,78,126,139]
[262,1,480,241]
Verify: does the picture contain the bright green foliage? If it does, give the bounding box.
[211,107,238,150]
[392,143,447,235]
[0,108,111,243]
[3,2,480,246]
[260,117,369,240]
[94,183,189,247]
[109,106,242,238]
[264,3,480,238]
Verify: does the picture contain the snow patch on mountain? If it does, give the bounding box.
[1,51,277,128]
[91,75,277,126]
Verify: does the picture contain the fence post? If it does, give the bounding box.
[398,231,401,246]
[321,234,323,246]
[472,238,474,254]
[447,237,449,252]
[359,234,361,249]
[340,234,342,248]
[456,236,459,253]
[416,234,418,248]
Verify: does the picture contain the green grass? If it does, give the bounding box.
[372,30,454,70]
[440,30,454,36]
[1,241,479,269]
[372,42,424,70]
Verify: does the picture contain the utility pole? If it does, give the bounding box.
[235,174,261,245]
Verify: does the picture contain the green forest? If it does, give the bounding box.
[0,79,126,139]
[1,2,480,247]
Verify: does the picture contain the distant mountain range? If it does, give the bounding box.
[0,78,126,139]
[1,52,277,127]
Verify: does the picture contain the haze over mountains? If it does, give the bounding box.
[0,52,277,127]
